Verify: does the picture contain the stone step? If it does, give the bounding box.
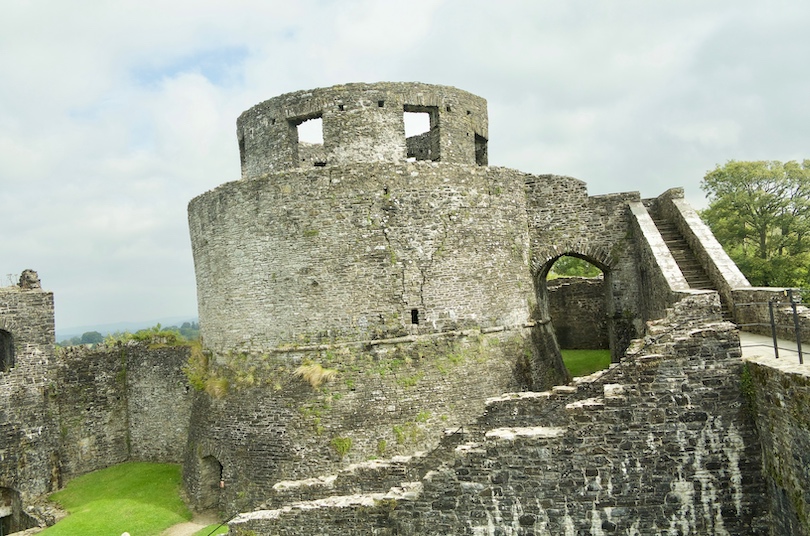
[263,454,426,508]
[231,482,424,534]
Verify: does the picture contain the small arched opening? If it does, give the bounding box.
[0,330,14,373]
[198,455,224,510]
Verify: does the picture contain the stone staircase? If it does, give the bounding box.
[649,212,712,289]
[649,210,734,321]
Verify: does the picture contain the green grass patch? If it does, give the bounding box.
[42,462,191,536]
[561,349,611,377]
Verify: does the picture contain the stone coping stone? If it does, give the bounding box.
[484,426,567,441]
[232,483,424,522]
[565,397,605,410]
[744,354,810,378]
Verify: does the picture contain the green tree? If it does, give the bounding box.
[80,331,104,345]
[701,159,810,287]
[548,255,602,279]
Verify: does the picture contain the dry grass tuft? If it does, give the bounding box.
[205,377,230,399]
[295,363,338,389]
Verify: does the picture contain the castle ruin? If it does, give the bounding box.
[1,83,809,535]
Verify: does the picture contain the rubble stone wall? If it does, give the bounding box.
[0,283,58,504]
[56,344,192,481]
[230,295,773,535]
[547,276,609,349]
[183,329,532,514]
[236,82,488,174]
[189,163,534,354]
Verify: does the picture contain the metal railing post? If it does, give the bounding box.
[788,289,804,364]
[769,298,780,359]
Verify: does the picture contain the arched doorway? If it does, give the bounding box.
[546,255,611,377]
[530,252,616,387]
[199,455,223,510]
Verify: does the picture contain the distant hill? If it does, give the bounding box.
[56,316,198,342]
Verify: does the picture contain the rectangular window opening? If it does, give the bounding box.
[410,308,420,325]
[378,100,385,107]
[404,105,440,162]
[290,113,326,168]
[295,116,323,144]
[475,133,488,166]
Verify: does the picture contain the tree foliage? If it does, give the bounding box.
[80,331,104,345]
[548,255,602,279]
[701,159,810,287]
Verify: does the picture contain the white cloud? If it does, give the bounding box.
[3,0,810,330]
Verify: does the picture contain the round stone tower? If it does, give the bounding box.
[188,82,534,354]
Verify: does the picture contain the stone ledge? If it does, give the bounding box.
[744,354,810,378]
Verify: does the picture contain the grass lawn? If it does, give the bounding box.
[561,349,611,377]
[42,462,191,536]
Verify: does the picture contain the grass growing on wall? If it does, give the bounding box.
[41,462,191,536]
[561,349,611,377]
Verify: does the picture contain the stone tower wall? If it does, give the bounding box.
[189,162,534,354]
[236,82,488,175]
[0,276,58,532]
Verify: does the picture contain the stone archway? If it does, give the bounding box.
[528,245,619,389]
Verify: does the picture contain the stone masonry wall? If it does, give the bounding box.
[524,175,643,358]
[56,343,192,481]
[628,201,691,322]
[747,355,810,536]
[184,329,532,514]
[229,294,770,535]
[237,82,488,174]
[547,276,609,349]
[189,162,534,354]
[388,295,767,535]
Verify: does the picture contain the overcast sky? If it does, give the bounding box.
[3,1,809,331]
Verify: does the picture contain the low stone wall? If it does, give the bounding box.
[733,287,810,343]
[746,355,810,536]
[547,276,608,349]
